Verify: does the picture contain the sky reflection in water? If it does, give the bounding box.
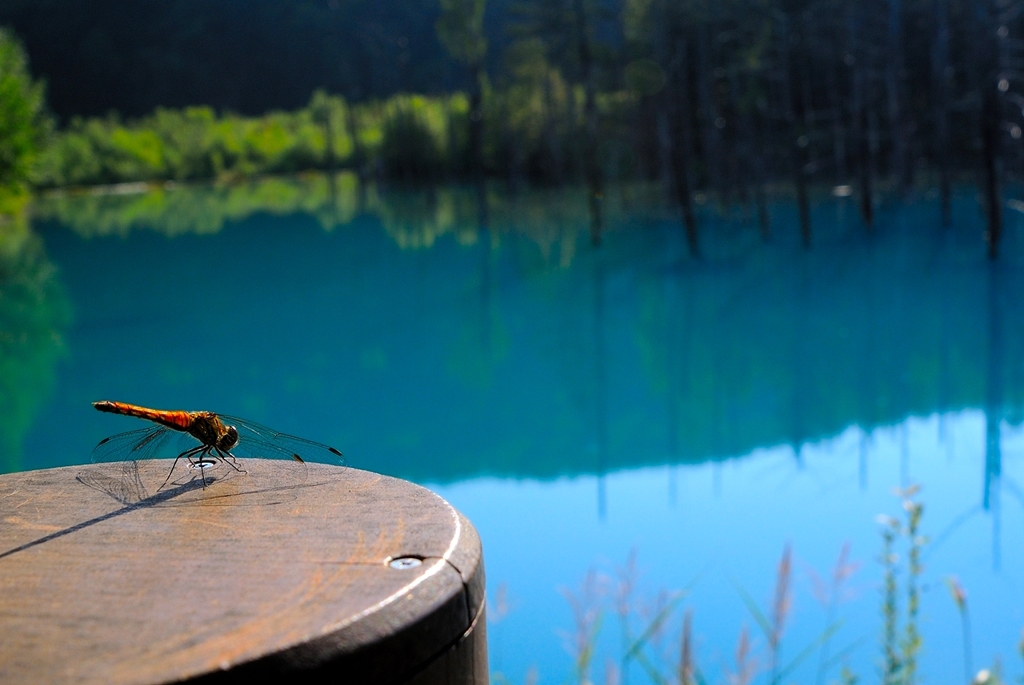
[8,179,1024,683]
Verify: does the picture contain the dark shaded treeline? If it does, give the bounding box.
[6,1,1024,253]
[0,0,471,116]
[489,0,1019,256]
[13,180,1024,481]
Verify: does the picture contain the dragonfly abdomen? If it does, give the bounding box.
[92,401,192,431]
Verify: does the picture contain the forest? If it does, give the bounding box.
[1,0,1023,255]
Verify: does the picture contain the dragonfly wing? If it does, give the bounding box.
[79,458,154,503]
[91,426,197,464]
[219,415,345,465]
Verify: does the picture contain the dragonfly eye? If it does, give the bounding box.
[218,425,239,451]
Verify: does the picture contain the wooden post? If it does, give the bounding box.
[0,463,487,684]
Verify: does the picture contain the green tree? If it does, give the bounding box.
[308,90,354,171]
[436,0,487,181]
[0,26,45,197]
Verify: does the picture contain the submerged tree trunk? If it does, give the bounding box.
[571,0,603,246]
[669,35,699,257]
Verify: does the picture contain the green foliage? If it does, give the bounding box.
[880,515,901,684]
[901,496,924,685]
[0,26,46,194]
[308,90,354,168]
[23,37,644,190]
[33,91,486,188]
[877,486,927,685]
[378,96,448,181]
[34,103,333,187]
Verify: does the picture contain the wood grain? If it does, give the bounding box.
[0,462,487,684]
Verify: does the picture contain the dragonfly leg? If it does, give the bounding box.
[159,445,206,491]
[216,448,247,475]
[198,446,216,488]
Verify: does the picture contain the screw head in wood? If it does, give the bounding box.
[389,557,422,570]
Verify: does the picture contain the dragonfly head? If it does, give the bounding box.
[218,425,239,451]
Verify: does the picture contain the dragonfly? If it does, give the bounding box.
[87,400,344,498]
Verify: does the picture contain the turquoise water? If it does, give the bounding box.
[6,179,1024,682]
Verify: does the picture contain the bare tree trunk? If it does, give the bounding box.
[668,33,699,257]
[504,117,525,191]
[469,61,485,187]
[798,12,816,247]
[801,12,818,177]
[749,101,771,242]
[729,66,753,223]
[829,36,848,184]
[726,71,746,214]
[750,56,771,240]
[849,6,873,228]
[978,0,1003,258]
[886,0,912,197]
[868,107,881,204]
[323,114,336,172]
[779,13,811,247]
[756,177,770,241]
[654,0,699,256]
[543,70,565,186]
[932,0,952,225]
[858,106,874,228]
[571,0,603,246]
[657,110,674,203]
[982,78,1003,259]
[346,105,367,188]
[696,27,723,201]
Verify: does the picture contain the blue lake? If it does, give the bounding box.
[5,176,1024,683]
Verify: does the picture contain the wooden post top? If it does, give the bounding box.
[0,462,486,684]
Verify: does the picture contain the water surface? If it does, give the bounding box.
[6,177,1024,683]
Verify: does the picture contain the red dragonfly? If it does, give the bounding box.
[89,401,343,495]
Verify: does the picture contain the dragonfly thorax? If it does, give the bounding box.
[218,425,240,451]
[187,412,238,451]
